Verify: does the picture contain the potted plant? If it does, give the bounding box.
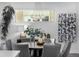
[0,5,15,49]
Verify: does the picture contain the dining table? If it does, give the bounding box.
[17,41,47,57]
[17,42,43,49]
[16,38,52,57]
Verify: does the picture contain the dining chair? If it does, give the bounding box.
[16,44,30,57]
[17,39,21,43]
[6,39,12,50]
[21,38,30,42]
[45,34,51,43]
[42,43,61,57]
[59,42,72,57]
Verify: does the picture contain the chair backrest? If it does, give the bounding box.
[61,42,72,57]
[42,44,61,57]
[21,38,30,42]
[45,39,51,43]
[17,39,21,43]
[16,44,30,57]
[6,40,12,50]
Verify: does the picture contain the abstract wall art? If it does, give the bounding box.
[15,10,55,23]
[58,13,76,42]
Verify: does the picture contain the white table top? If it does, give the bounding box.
[0,50,20,57]
[17,42,43,49]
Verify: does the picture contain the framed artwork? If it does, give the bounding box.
[15,10,55,23]
[58,13,76,42]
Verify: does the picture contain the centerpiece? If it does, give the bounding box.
[24,27,46,45]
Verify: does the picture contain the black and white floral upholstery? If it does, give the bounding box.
[58,13,76,42]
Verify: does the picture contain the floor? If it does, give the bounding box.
[68,39,79,57]
[68,53,79,57]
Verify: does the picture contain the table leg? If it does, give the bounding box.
[33,49,42,57]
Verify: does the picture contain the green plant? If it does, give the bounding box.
[1,5,15,40]
[24,27,42,37]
